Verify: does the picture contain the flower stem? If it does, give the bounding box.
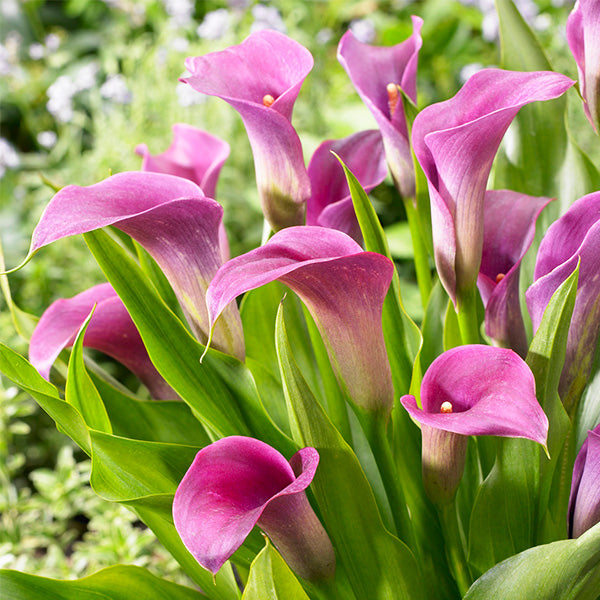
[404,198,432,308]
[440,502,472,597]
[357,410,415,550]
[456,284,480,346]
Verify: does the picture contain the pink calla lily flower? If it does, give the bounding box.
[567,0,600,132]
[411,69,574,306]
[569,423,600,538]
[206,226,395,414]
[337,16,423,199]
[183,30,313,231]
[27,171,244,360]
[306,129,387,242]
[135,124,230,199]
[478,190,553,357]
[173,436,335,580]
[526,191,600,411]
[29,283,174,399]
[401,345,548,503]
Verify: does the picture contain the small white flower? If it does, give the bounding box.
[44,33,61,52]
[47,74,78,122]
[0,138,20,179]
[162,0,194,27]
[349,18,376,44]
[76,62,100,92]
[459,62,484,83]
[37,130,58,149]
[316,28,333,45]
[250,4,286,34]
[171,37,189,52]
[197,8,231,40]
[100,74,133,104]
[28,43,45,60]
[176,79,206,107]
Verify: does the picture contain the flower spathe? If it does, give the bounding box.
[29,283,174,399]
[183,30,313,231]
[205,226,395,414]
[27,171,244,359]
[135,123,230,199]
[569,423,600,538]
[567,0,600,132]
[306,129,387,242]
[173,436,335,580]
[411,68,574,306]
[478,190,553,357]
[526,191,600,412]
[401,345,548,503]
[337,16,422,199]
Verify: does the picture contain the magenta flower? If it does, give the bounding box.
[206,226,395,414]
[173,436,335,580]
[478,190,553,357]
[135,124,230,200]
[183,30,313,231]
[569,423,600,538]
[401,345,547,503]
[411,69,574,305]
[29,283,174,399]
[567,0,600,132]
[526,191,600,411]
[337,16,423,199]
[27,171,244,360]
[306,129,387,242]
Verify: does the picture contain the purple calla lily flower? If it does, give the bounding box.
[306,129,387,242]
[206,226,395,414]
[135,124,230,200]
[401,345,547,503]
[567,0,600,132]
[183,30,313,231]
[478,190,553,357]
[173,436,335,580]
[526,191,600,412]
[29,283,174,399]
[411,69,574,306]
[337,16,423,199]
[569,423,600,538]
[27,171,244,360]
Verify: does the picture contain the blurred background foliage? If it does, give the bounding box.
[0,0,579,583]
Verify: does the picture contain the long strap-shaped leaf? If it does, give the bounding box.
[83,228,294,452]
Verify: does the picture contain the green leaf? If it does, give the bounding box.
[527,264,579,541]
[0,565,206,600]
[83,229,294,453]
[276,303,426,600]
[0,343,91,454]
[242,540,310,600]
[93,373,211,446]
[65,307,112,433]
[465,522,600,600]
[493,0,568,199]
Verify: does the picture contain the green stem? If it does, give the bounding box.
[404,198,432,308]
[440,502,472,597]
[456,285,480,346]
[357,410,415,550]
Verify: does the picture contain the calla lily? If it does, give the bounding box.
[411,68,574,306]
[526,191,600,412]
[29,283,174,400]
[183,30,313,231]
[306,129,387,242]
[567,0,600,132]
[173,436,335,580]
[401,345,547,503]
[337,16,422,199]
[569,423,600,538]
[478,190,553,357]
[206,226,395,414]
[26,171,244,360]
[135,123,230,199]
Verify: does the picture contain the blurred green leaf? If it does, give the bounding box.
[0,565,206,599]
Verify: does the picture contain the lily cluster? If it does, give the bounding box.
[3,2,600,600]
